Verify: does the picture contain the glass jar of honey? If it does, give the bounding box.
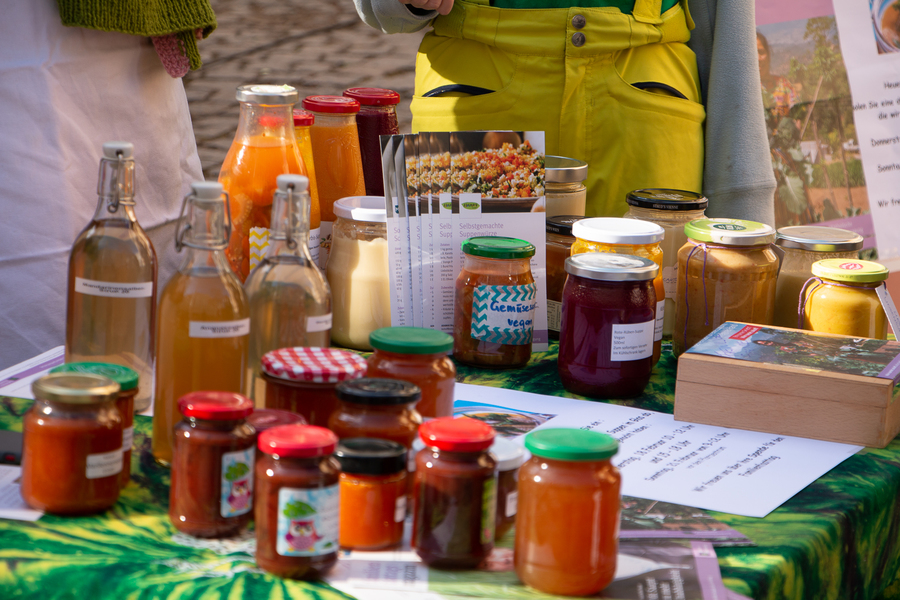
[544,156,588,217]
[802,259,889,339]
[21,373,122,514]
[328,378,423,448]
[545,216,585,339]
[515,428,620,596]
[343,87,401,197]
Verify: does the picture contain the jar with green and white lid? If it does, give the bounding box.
[801,259,889,339]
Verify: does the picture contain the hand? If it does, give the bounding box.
[400,0,454,16]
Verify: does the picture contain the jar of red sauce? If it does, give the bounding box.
[343,87,400,197]
[328,378,422,447]
[515,428,620,596]
[261,347,367,427]
[413,417,497,568]
[491,437,527,541]
[336,437,407,550]
[558,253,658,399]
[169,392,256,538]
[255,425,341,579]
[21,373,123,514]
[367,327,456,418]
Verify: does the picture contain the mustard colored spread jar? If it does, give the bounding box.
[802,259,889,339]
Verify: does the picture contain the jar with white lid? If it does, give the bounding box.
[545,156,588,217]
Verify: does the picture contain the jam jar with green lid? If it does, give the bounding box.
[802,259,889,339]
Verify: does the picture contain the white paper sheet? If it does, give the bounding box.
[0,465,43,521]
[0,346,65,400]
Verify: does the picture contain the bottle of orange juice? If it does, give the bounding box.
[292,110,322,265]
[219,85,307,281]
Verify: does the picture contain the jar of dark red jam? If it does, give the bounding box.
[413,417,497,568]
[261,347,367,427]
[343,87,400,196]
[329,378,422,448]
[255,425,341,579]
[558,253,658,399]
[169,392,256,538]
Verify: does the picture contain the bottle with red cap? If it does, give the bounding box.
[412,417,498,568]
[255,424,341,579]
[168,391,256,538]
[342,88,401,197]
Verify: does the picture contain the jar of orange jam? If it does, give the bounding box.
[802,259,889,339]
[336,437,407,550]
[545,216,584,339]
[328,378,423,448]
[21,373,123,514]
[515,428,620,596]
[367,327,456,418]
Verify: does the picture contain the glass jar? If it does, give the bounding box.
[773,226,863,328]
[624,188,708,340]
[515,428,620,596]
[802,259,889,339]
[572,217,665,365]
[544,156,588,217]
[21,373,122,514]
[169,392,256,538]
[673,219,779,356]
[454,237,537,369]
[329,378,423,447]
[545,216,585,339]
[558,254,659,399]
[261,346,367,427]
[255,425,340,579]
[366,326,456,418]
[292,109,322,264]
[219,85,307,281]
[336,437,408,550]
[50,362,138,489]
[491,437,527,541]
[413,418,497,568]
[343,87,401,197]
[326,196,391,350]
[248,409,307,467]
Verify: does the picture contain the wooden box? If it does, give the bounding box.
[674,323,900,448]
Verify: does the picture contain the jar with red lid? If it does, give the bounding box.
[169,392,256,538]
[343,87,400,197]
[247,408,307,468]
[261,347,367,427]
[255,425,341,579]
[328,378,422,448]
[412,417,497,568]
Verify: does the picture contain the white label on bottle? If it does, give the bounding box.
[655,300,665,342]
[505,490,518,518]
[221,448,255,518]
[307,313,332,332]
[610,321,654,361]
[75,277,153,298]
[86,449,123,479]
[122,426,134,452]
[394,495,407,523]
[189,319,250,338]
[276,485,339,557]
[547,299,562,333]
[309,227,321,264]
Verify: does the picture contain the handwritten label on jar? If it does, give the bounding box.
[307,313,333,332]
[220,448,255,518]
[122,426,134,452]
[86,449,123,479]
[471,284,537,346]
[310,227,321,264]
[189,319,251,338]
[655,301,665,341]
[277,485,339,557]
[505,490,518,518]
[611,321,654,361]
[547,300,562,332]
[394,495,407,523]
[663,266,678,300]
[75,277,153,298]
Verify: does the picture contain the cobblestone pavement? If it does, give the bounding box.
[185,0,424,179]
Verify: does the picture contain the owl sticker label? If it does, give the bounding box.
[277,485,339,557]
[220,448,254,518]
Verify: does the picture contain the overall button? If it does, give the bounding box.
[572,14,586,29]
[571,32,586,47]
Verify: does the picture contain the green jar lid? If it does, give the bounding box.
[462,236,535,260]
[369,327,453,355]
[684,218,775,246]
[51,362,139,391]
[524,428,619,461]
[811,259,889,283]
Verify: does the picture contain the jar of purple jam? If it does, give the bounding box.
[558,253,658,399]
[343,88,400,196]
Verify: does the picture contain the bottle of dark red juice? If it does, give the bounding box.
[342,87,400,196]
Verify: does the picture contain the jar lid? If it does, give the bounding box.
[462,236,535,260]
[50,362,139,391]
[684,218,775,246]
[776,226,864,252]
[247,408,307,432]
[369,327,454,355]
[525,428,619,461]
[259,424,338,458]
[490,437,528,471]
[335,378,422,406]
[545,156,588,183]
[419,417,495,452]
[292,109,315,127]
[177,391,254,420]
[572,217,665,245]
[565,253,659,282]
[343,87,401,106]
[235,84,299,105]
[336,438,407,475]
[261,347,368,384]
[811,258,889,283]
[302,95,360,114]
[32,372,120,405]
[625,188,708,211]
[546,215,586,236]
[334,195,387,223]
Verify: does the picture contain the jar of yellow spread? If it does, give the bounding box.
[802,259,889,339]
[673,219,779,356]
[773,226,863,328]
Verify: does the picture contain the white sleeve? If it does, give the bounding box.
[353,0,438,34]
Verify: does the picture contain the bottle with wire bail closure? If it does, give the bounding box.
[65,142,158,414]
[245,175,332,406]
